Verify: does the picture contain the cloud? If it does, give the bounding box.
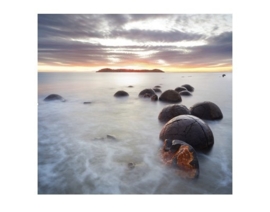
[38,14,232,71]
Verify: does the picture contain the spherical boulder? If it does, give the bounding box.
[158,104,190,122]
[159,115,214,149]
[175,87,187,92]
[114,90,129,97]
[44,94,66,102]
[179,91,192,96]
[159,90,182,103]
[161,139,199,179]
[181,84,194,92]
[138,89,155,97]
[190,101,223,120]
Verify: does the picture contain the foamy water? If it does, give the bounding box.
[38,72,232,194]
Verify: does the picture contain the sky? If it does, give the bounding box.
[38,14,232,72]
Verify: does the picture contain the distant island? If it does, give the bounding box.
[97,68,164,73]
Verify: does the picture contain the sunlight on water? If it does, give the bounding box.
[38,72,232,194]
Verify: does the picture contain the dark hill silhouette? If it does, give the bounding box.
[97,68,164,73]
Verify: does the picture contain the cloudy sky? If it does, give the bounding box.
[38,14,232,72]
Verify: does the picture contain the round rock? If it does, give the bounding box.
[151,94,158,101]
[138,89,155,97]
[114,90,129,97]
[161,139,199,179]
[181,84,194,92]
[159,90,182,103]
[159,115,214,149]
[190,101,223,120]
[44,94,66,102]
[158,104,190,122]
[175,87,187,92]
[179,91,192,96]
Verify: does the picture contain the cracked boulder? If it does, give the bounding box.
[44,94,66,102]
[114,90,129,97]
[159,115,214,149]
[138,88,155,98]
[161,139,199,179]
[158,104,190,122]
[159,89,182,103]
[181,84,194,92]
[190,101,223,120]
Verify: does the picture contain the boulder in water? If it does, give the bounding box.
[114,90,129,97]
[161,139,199,179]
[153,88,162,93]
[159,90,182,103]
[151,94,158,101]
[181,84,194,92]
[179,91,192,96]
[190,101,223,120]
[175,87,187,92]
[158,104,190,122]
[44,94,66,102]
[159,115,214,149]
[138,89,155,98]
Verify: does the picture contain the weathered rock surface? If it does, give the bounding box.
[158,104,190,122]
[159,115,214,149]
[114,90,129,97]
[44,94,66,102]
[181,84,194,92]
[190,101,223,120]
[138,89,155,97]
[175,87,187,92]
[179,91,192,96]
[159,90,182,103]
[161,139,199,179]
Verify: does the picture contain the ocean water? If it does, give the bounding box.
[38,72,232,194]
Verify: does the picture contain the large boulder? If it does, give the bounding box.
[158,104,190,122]
[181,84,194,92]
[190,101,223,120]
[159,90,182,103]
[44,94,66,102]
[161,139,199,179]
[159,115,214,149]
[114,90,129,97]
[138,89,155,98]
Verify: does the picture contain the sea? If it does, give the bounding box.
[38,72,232,194]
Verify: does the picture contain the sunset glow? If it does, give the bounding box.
[38,14,232,72]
